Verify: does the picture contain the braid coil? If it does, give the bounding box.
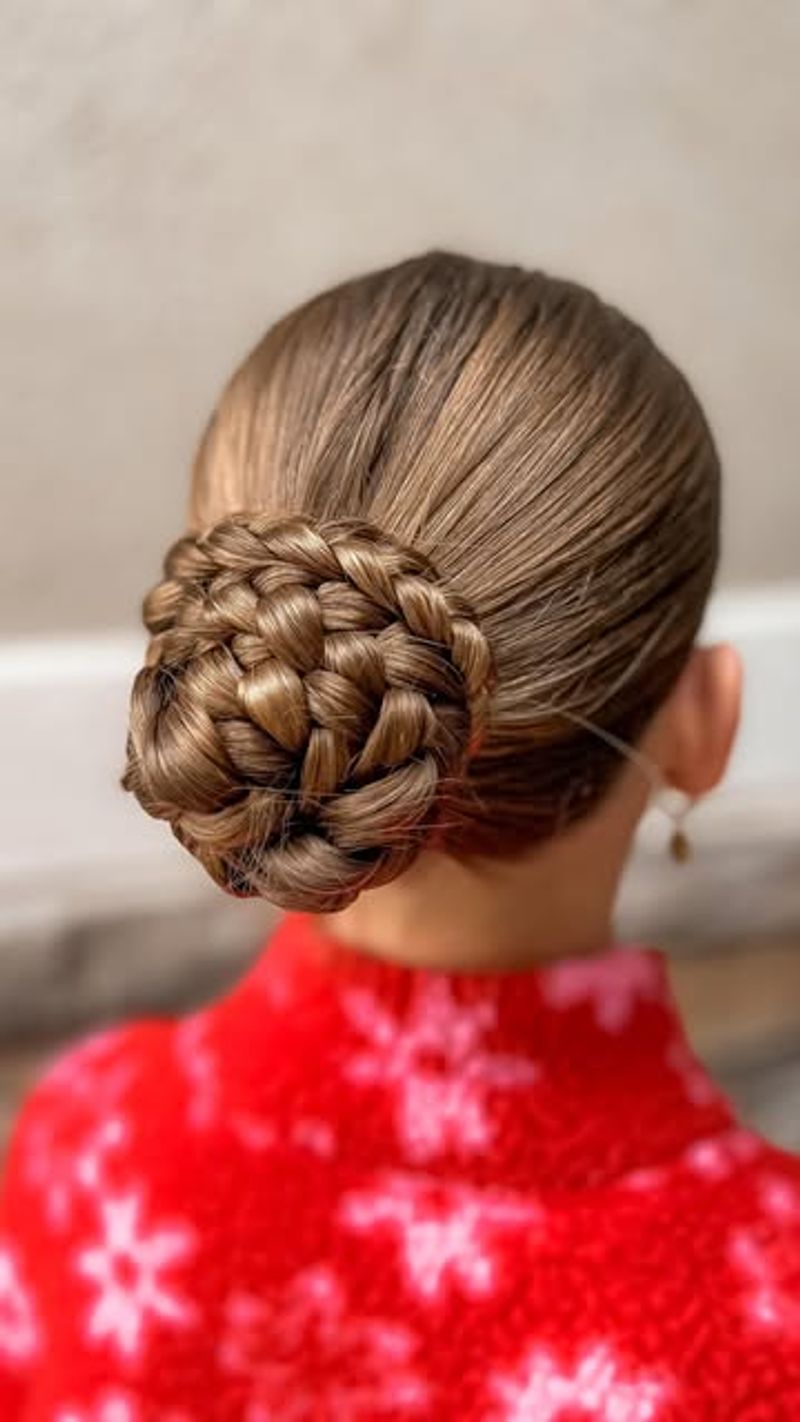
[123,514,495,912]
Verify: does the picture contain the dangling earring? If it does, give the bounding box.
[659,788,696,863]
[535,701,701,865]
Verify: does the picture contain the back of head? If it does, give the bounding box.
[124,252,720,911]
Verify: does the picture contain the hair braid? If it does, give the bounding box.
[123,514,495,911]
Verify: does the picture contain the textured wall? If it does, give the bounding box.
[2,1,799,633]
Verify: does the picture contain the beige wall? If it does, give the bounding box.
[2,1,799,634]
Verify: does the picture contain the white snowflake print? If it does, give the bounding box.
[340,1171,541,1302]
[758,1173,800,1224]
[256,967,294,1011]
[619,1166,668,1195]
[22,1026,137,1233]
[218,1265,427,1420]
[37,1027,137,1108]
[540,953,662,1033]
[490,1341,668,1421]
[175,1010,339,1158]
[75,1188,198,1361]
[174,1014,220,1132]
[24,1112,129,1233]
[230,1112,337,1159]
[342,978,539,1162]
[729,1225,800,1336]
[230,1111,279,1153]
[0,1242,41,1364]
[292,1117,336,1158]
[55,1393,194,1422]
[682,1128,761,1182]
[54,1396,138,1422]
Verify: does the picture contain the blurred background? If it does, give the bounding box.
[1,2,798,1152]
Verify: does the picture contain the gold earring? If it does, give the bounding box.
[540,705,700,865]
[670,821,691,863]
[661,790,695,863]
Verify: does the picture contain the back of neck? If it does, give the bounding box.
[317,789,640,971]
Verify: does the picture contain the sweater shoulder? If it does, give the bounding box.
[1,1015,177,1195]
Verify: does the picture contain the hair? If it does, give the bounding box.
[123,251,720,912]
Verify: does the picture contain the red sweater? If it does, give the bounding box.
[1,911,798,1420]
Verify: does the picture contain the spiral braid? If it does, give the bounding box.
[123,515,495,912]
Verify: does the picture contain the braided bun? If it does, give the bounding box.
[123,515,494,912]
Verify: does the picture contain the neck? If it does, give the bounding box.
[317,777,644,972]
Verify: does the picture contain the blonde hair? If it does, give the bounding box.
[124,252,720,912]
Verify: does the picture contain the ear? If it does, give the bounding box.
[655,644,743,798]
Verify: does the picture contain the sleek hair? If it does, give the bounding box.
[124,252,720,911]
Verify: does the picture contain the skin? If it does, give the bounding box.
[317,644,743,971]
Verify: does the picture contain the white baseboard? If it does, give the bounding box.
[1,587,799,908]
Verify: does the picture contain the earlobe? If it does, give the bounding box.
[661,643,743,798]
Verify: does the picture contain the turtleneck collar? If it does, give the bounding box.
[232,911,737,1194]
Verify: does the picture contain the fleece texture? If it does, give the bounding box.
[0,910,798,1419]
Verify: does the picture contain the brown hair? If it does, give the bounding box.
[124,252,720,912]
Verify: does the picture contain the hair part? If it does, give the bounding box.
[125,251,720,911]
